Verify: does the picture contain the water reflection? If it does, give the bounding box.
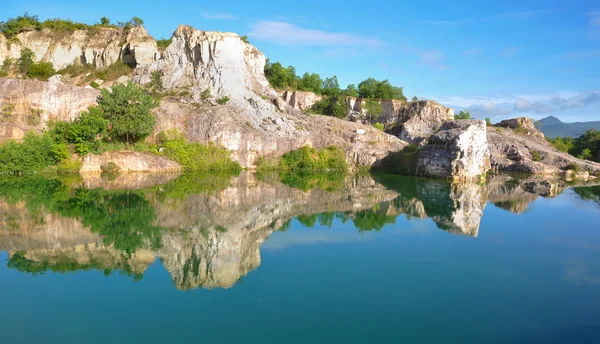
[0,172,598,290]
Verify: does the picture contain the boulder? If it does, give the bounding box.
[388,100,455,145]
[416,120,491,181]
[497,117,544,138]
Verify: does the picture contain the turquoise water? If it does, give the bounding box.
[0,173,599,343]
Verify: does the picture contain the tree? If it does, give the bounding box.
[298,72,323,94]
[344,84,358,97]
[18,48,35,75]
[98,82,158,144]
[147,71,163,97]
[358,78,378,98]
[264,60,297,90]
[131,17,144,26]
[100,17,110,25]
[322,76,341,97]
[412,96,419,102]
[240,35,250,44]
[455,110,471,120]
[485,118,493,126]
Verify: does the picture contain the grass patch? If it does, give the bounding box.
[157,130,241,172]
[531,150,542,162]
[373,123,385,131]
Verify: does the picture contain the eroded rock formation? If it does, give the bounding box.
[0,26,159,70]
[416,120,491,181]
[79,151,182,173]
[0,77,98,140]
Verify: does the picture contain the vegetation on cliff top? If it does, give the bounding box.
[0,13,144,39]
[264,59,407,101]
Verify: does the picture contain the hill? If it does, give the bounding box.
[535,116,600,138]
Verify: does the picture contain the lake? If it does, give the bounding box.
[0,172,599,343]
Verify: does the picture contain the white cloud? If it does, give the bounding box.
[202,12,238,20]
[402,48,448,70]
[248,21,384,47]
[433,91,600,121]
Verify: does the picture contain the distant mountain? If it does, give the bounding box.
[535,116,600,138]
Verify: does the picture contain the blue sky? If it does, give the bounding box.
[2,0,599,121]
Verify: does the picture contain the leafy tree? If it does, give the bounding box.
[548,136,574,153]
[485,117,493,126]
[412,96,419,101]
[455,110,471,120]
[156,38,171,50]
[100,17,110,25]
[358,77,379,98]
[18,48,35,75]
[344,84,358,97]
[98,82,158,144]
[264,59,297,90]
[240,35,250,44]
[322,76,341,97]
[578,148,593,160]
[131,17,144,26]
[298,72,323,94]
[147,71,164,97]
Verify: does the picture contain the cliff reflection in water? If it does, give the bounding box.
[0,172,595,290]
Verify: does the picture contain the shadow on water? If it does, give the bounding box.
[0,171,598,290]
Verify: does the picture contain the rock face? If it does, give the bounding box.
[0,26,159,70]
[416,120,491,181]
[281,90,322,110]
[133,25,272,103]
[0,78,98,141]
[153,100,406,168]
[497,117,544,138]
[487,124,600,174]
[79,151,182,173]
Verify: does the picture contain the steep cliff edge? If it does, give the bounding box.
[0,26,159,69]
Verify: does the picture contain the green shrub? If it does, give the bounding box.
[90,81,100,89]
[56,157,82,174]
[0,70,7,77]
[0,131,58,173]
[531,150,542,162]
[240,35,250,44]
[147,71,163,97]
[156,38,171,50]
[279,145,347,172]
[18,48,35,75]
[27,61,56,80]
[578,148,593,160]
[309,97,346,118]
[373,123,385,131]
[216,96,230,105]
[158,130,241,172]
[485,118,493,126]
[455,110,471,120]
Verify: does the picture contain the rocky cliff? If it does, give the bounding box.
[0,26,159,69]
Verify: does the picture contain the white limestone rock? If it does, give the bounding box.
[416,120,491,181]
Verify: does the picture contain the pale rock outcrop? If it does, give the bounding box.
[497,117,544,138]
[281,90,322,110]
[133,25,272,103]
[79,151,182,173]
[153,100,406,168]
[487,123,600,174]
[416,120,491,181]
[0,26,159,70]
[0,78,98,141]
